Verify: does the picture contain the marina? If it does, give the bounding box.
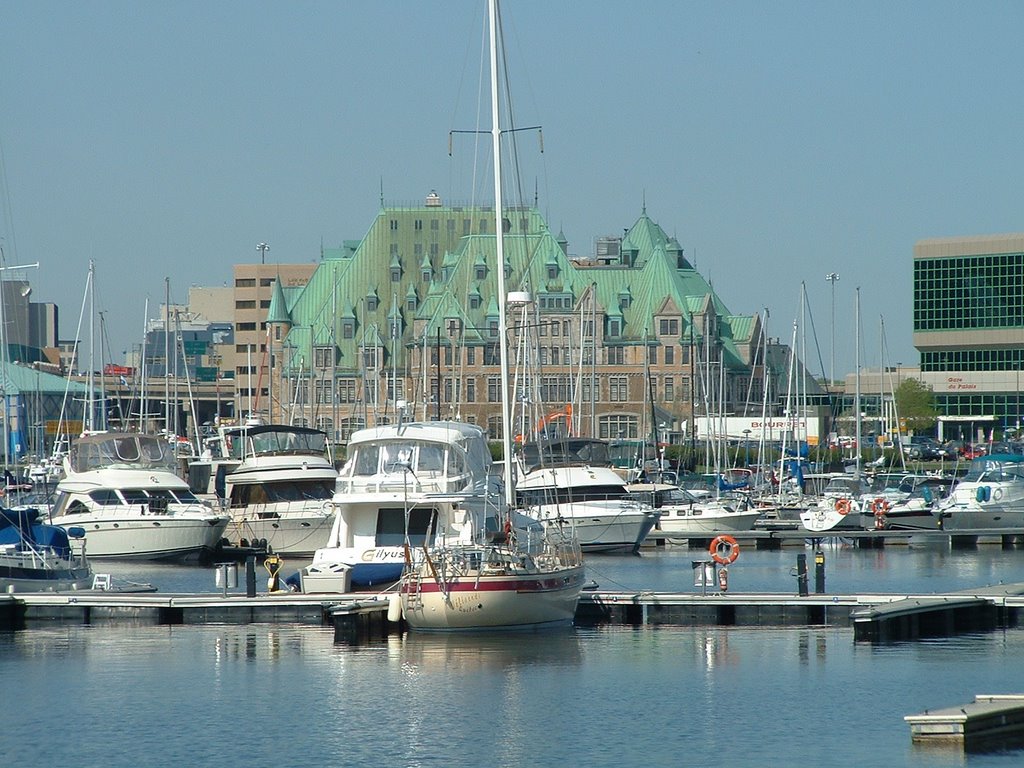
[4,543,1024,765]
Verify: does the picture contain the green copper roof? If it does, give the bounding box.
[265,275,292,325]
[276,203,758,377]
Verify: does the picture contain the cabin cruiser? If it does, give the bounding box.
[629,483,761,536]
[48,432,229,560]
[937,453,1024,530]
[297,420,511,591]
[877,475,955,530]
[218,423,337,557]
[515,438,660,553]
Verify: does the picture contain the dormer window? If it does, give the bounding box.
[607,317,622,337]
[475,264,487,281]
[391,267,401,283]
[367,295,379,312]
[342,319,355,340]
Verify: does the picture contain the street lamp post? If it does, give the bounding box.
[825,273,840,383]
[256,242,269,264]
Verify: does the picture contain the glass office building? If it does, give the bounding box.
[913,233,1024,439]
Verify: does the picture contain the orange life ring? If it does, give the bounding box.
[709,534,740,565]
[834,498,852,516]
[871,498,889,517]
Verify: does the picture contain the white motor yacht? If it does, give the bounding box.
[48,432,229,560]
[299,420,500,591]
[516,438,661,553]
[220,423,338,557]
[937,453,1024,530]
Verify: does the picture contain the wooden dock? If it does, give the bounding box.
[4,582,1024,644]
[905,695,1024,751]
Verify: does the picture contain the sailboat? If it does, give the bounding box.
[396,0,585,630]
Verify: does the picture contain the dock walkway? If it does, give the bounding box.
[4,582,1023,643]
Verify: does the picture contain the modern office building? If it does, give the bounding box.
[912,232,1024,441]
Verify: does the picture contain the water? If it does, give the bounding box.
[4,543,1024,767]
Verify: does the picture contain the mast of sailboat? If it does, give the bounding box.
[139,298,149,431]
[164,277,171,434]
[854,286,862,481]
[490,0,515,511]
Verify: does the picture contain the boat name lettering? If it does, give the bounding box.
[451,594,483,613]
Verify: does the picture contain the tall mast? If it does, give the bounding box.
[490,0,514,510]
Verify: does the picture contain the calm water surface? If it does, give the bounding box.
[4,543,1024,767]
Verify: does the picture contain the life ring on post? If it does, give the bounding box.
[834,498,852,516]
[871,498,889,517]
[709,534,740,565]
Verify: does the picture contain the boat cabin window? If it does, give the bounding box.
[88,489,123,505]
[375,506,436,547]
[171,489,202,504]
[231,480,333,505]
[121,489,150,505]
[517,484,627,506]
[352,446,380,476]
[417,445,444,474]
[446,449,466,477]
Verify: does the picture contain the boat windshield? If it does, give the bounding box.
[228,428,328,459]
[962,457,1024,483]
[71,434,175,473]
[349,441,454,478]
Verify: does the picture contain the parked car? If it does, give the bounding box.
[907,436,942,460]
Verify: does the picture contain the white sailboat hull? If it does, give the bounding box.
[401,564,585,630]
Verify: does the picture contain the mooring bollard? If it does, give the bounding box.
[815,550,826,594]
[796,553,809,596]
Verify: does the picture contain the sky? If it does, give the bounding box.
[2,1,1023,378]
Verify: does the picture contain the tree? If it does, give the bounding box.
[895,378,938,433]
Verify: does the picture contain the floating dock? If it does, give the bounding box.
[648,527,1024,550]
[905,695,1024,751]
[3,582,1023,644]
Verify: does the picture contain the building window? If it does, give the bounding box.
[414,219,423,231]
[466,346,476,366]
[664,346,675,365]
[367,295,379,312]
[659,318,679,336]
[664,377,674,402]
[648,346,657,365]
[609,375,628,402]
[390,219,398,231]
[314,346,334,369]
[466,377,476,402]
[487,376,500,402]
[235,278,256,288]
[236,322,257,332]
[235,300,256,310]
[607,346,624,365]
[338,379,357,403]
[342,320,355,339]
[487,415,502,441]
[599,414,638,440]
